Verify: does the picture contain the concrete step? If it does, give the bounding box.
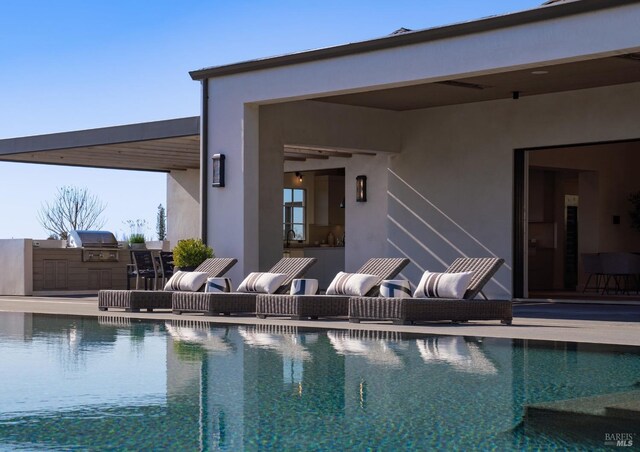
[522,390,640,445]
[526,390,640,418]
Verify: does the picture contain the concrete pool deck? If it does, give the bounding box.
[1,295,639,346]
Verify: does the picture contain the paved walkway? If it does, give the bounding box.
[1,296,639,346]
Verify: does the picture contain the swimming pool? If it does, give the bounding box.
[0,312,638,451]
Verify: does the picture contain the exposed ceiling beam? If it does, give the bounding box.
[285,152,329,160]
[286,144,377,156]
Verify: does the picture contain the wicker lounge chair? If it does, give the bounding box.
[256,257,410,320]
[349,257,512,325]
[98,257,237,312]
[172,257,317,316]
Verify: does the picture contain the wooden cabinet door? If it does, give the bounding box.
[43,260,68,289]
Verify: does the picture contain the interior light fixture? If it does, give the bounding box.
[531,70,549,75]
[356,175,367,202]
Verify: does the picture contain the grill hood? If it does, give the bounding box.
[67,230,119,248]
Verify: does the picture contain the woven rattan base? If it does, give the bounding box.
[349,297,513,325]
[98,290,173,312]
[256,294,350,319]
[172,292,258,315]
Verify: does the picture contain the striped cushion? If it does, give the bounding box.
[326,272,379,296]
[164,271,209,292]
[413,271,473,299]
[237,272,288,294]
[205,277,233,293]
[380,280,412,298]
[290,278,319,295]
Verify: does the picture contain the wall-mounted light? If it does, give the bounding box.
[295,171,303,183]
[512,91,520,100]
[212,154,225,187]
[356,175,367,202]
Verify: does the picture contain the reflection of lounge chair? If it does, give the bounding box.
[349,257,512,325]
[165,319,234,353]
[327,330,407,367]
[172,257,317,316]
[238,325,311,360]
[98,257,237,312]
[416,336,497,375]
[256,258,410,320]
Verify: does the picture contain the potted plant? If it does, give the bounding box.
[173,238,214,271]
[129,233,146,249]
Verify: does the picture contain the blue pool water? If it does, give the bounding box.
[0,313,639,451]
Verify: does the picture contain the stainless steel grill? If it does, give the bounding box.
[67,230,120,262]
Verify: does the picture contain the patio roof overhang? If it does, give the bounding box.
[0,116,200,172]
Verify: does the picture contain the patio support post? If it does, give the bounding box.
[200,79,209,244]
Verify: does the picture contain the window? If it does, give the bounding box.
[283,188,305,241]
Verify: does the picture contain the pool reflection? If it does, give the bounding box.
[1,313,639,450]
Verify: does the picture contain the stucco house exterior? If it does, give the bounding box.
[1,0,640,298]
[188,0,640,298]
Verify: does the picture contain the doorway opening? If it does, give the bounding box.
[514,139,640,299]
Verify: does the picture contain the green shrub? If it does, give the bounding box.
[129,233,146,244]
[173,238,214,268]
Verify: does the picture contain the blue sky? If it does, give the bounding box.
[0,0,541,239]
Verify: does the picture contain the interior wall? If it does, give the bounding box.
[167,169,200,247]
[529,141,640,252]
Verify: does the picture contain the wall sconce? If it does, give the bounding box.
[295,171,303,183]
[212,154,225,187]
[356,175,367,202]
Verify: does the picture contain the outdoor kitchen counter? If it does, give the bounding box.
[32,247,131,293]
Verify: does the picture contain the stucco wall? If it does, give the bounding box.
[167,169,200,247]
[0,239,32,295]
[391,82,640,298]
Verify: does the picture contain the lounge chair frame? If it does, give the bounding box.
[348,257,512,325]
[98,257,237,312]
[172,257,317,316]
[256,257,410,320]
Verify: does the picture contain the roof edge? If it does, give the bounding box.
[190,0,638,81]
[0,116,200,155]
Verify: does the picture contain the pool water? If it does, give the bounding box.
[0,313,638,451]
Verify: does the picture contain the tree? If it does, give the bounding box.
[37,186,107,240]
[156,204,166,240]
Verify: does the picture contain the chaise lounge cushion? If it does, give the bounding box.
[413,271,473,299]
[326,272,379,296]
[164,271,210,292]
[237,272,288,294]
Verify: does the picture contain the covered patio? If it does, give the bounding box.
[0,116,202,244]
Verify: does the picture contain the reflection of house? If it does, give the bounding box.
[2,2,640,299]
